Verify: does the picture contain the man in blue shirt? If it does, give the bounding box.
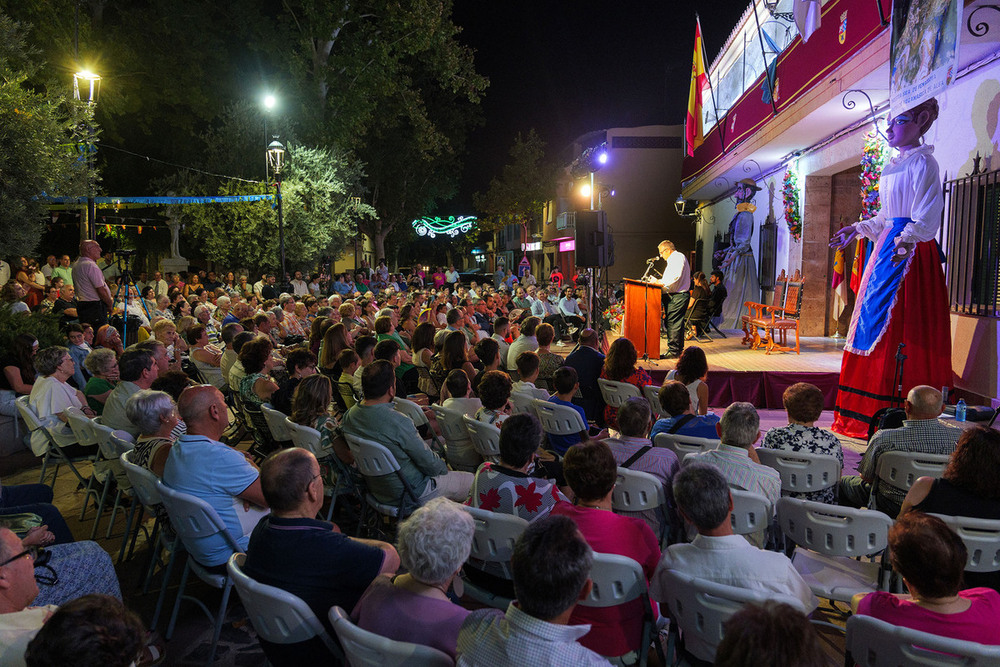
[163,385,268,568]
[650,380,720,441]
[564,329,606,424]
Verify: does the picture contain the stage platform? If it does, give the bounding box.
[583,329,846,411]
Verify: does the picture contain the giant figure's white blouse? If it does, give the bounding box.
[856,144,943,244]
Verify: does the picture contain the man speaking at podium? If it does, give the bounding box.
[657,240,690,360]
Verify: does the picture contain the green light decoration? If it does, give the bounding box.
[412,215,478,238]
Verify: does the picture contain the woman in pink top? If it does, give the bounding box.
[853,512,1000,645]
[551,440,661,662]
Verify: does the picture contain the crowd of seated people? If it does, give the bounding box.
[4,253,1000,664]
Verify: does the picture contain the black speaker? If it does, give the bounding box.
[575,210,615,267]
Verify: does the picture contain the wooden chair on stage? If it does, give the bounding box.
[764,278,804,355]
[741,270,786,349]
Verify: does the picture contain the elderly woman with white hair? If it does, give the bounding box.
[27,346,95,457]
[125,389,179,477]
[351,497,475,659]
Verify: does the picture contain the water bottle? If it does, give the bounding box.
[955,398,967,423]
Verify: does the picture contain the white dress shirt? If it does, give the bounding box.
[660,251,691,293]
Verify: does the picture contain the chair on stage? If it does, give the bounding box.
[742,272,786,349]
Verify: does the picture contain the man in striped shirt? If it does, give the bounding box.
[839,385,961,517]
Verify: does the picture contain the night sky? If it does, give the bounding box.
[450,0,752,209]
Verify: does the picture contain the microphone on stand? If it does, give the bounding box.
[645,256,660,263]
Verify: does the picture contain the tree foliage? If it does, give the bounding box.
[0,14,92,256]
[474,129,556,233]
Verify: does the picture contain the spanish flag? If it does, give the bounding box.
[686,18,707,157]
[850,237,868,294]
[832,246,848,319]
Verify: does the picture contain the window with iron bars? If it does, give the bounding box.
[943,168,1000,317]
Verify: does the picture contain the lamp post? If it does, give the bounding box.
[73,69,101,240]
[262,94,276,179]
[267,139,286,285]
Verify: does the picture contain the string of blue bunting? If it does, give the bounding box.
[39,195,274,205]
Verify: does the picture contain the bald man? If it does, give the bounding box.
[71,240,112,329]
[838,385,962,517]
[162,385,268,569]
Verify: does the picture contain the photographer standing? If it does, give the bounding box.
[72,240,113,329]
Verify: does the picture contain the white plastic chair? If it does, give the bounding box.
[228,553,343,662]
[845,614,1000,666]
[16,396,91,488]
[658,569,807,664]
[579,552,661,667]
[756,448,841,497]
[157,480,243,663]
[508,390,536,415]
[612,467,669,543]
[776,497,892,603]
[344,433,420,524]
[460,504,528,610]
[260,403,293,443]
[88,419,134,541]
[653,432,720,459]
[929,514,1000,574]
[531,398,587,436]
[328,606,453,667]
[642,385,664,418]
[285,417,351,521]
[430,404,481,472]
[729,488,771,536]
[463,415,501,461]
[393,397,444,453]
[868,451,950,510]
[598,378,641,407]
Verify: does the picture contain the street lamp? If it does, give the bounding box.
[267,139,287,285]
[262,93,277,179]
[73,70,101,240]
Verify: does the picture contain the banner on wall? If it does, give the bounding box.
[889,0,963,113]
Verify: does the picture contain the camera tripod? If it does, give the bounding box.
[110,252,151,345]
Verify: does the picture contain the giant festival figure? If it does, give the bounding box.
[829,98,951,438]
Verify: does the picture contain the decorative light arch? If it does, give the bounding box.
[412,215,478,238]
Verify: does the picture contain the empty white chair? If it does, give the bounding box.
[929,514,1000,575]
[532,398,587,436]
[329,606,453,667]
[260,403,293,443]
[430,403,481,472]
[729,488,771,537]
[463,415,501,461]
[658,569,806,664]
[756,448,841,497]
[579,552,661,667]
[460,504,528,610]
[228,553,342,662]
[845,614,1000,666]
[776,497,892,603]
[598,378,641,408]
[653,432,720,459]
[868,451,950,510]
[642,385,664,418]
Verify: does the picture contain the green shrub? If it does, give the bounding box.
[0,305,63,355]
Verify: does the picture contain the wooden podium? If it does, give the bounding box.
[623,279,662,359]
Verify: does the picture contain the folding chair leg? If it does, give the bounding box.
[165,557,192,640]
[117,503,142,563]
[149,536,178,633]
[38,452,49,486]
[206,580,234,664]
[106,488,125,539]
[89,475,113,540]
[79,473,96,520]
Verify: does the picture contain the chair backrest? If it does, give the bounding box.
[415,367,441,398]
[284,418,333,459]
[90,418,120,460]
[260,403,293,442]
[729,489,771,536]
[155,480,243,554]
[929,514,1000,574]
[770,280,786,310]
[782,281,803,318]
[393,397,428,428]
[509,390,536,415]
[120,451,162,508]
[108,432,135,460]
[776,497,892,558]
[598,378,641,408]
[463,415,501,459]
[845,614,1000,666]
[756,448,841,495]
[579,552,647,609]
[228,553,341,655]
[15,396,45,432]
[874,450,950,491]
[343,433,402,478]
[328,606,453,667]
[642,385,664,418]
[431,404,471,445]
[659,569,804,663]
[531,399,586,436]
[64,407,100,447]
[461,504,528,579]
[653,432,720,459]
[612,467,666,514]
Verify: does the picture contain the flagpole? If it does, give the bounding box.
[750,2,779,117]
[696,13,727,154]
